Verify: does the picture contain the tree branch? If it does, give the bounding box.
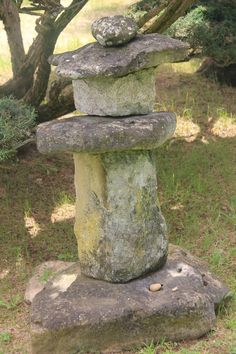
[127,0,169,28]
[55,0,89,34]
[143,0,195,34]
[138,3,167,28]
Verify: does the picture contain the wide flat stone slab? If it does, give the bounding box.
[30,245,230,354]
[37,112,176,154]
[49,34,189,79]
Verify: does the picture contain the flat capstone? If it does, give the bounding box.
[49,34,189,79]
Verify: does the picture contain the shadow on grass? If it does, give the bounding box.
[0,152,77,280]
[156,63,236,140]
[156,135,236,288]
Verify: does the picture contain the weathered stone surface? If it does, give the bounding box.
[73,68,156,116]
[30,245,231,354]
[92,16,138,47]
[25,261,74,304]
[73,150,167,282]
[49,34,189,79]
[37,112,176,154]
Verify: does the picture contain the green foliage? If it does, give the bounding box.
[167,0,236,66]
[0,96,36,161]
[0,331,12,343]
[0,294,22,310]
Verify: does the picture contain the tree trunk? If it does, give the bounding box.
[23,31,58,106]
[0,0,25,78]
[37,78,75,122]
[0,8,61,99]
[198,58,236,87]
[0,0,89,121]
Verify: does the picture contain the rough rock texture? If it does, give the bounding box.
[49,34,189,79]
[37,112,176,154]
[92,16,138,47]
[73,150,167,282]
[25,261,74,304]
[30,245,231,354]
[73,68,156,116]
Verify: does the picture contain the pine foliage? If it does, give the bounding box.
[0,97,36,161]
[167,0,236,66]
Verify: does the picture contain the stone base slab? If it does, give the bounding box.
[29,245,230,354]
[25,261,75,304]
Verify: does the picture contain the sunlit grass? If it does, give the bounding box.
[155,60,236,142]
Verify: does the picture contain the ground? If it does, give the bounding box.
[0,1,236,353]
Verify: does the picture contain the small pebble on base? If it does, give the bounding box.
[172,287,178,292]
[149,283,162,292]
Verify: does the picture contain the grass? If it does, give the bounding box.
[0,63,235,354]
[0,1,236,353]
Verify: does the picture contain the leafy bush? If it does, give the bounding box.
[167,0,236,66]
[0,97,36,161]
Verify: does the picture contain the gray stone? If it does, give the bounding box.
[36,112,176,155]
[30,245,231,354]
[24,261,74,304]
[92,16,138,47]
[72,67,156,116]
[49,33,189,79]
[73,150,167,282]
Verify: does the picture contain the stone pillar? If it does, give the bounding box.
[74,150,167,282]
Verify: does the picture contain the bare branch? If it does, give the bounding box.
[20,6,46,11]
[143,0,195,34]
[55,0,89,34]
[127,0,169,28]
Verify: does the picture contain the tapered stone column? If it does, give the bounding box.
[75,150,167,282]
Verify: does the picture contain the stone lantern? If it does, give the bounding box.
[28,16,230,354]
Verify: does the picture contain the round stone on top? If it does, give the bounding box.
[92,15,138,47]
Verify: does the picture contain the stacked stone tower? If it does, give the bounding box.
[30,16,230,354]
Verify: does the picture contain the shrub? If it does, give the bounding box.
[0,96,36,161]
[167,0,236,66]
